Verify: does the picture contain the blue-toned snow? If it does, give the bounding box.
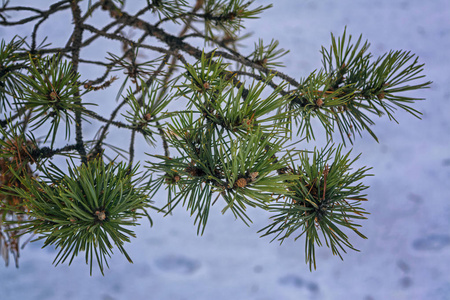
[1,1,449,299]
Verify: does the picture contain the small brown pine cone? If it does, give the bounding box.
[49,91,58,100]
[144,113,152,121]
[235,178,247,188]
[95,210,106,221]
[248,172,259,182]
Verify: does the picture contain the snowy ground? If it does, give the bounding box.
[1,1,450,299]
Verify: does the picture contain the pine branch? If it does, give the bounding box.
[0,0,431,274]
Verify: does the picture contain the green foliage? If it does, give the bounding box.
[248,39,290,69]
[0,0,431,274]
[203,0,272,40]
[18,55,90,147]
[177,53,291,136]
[146,0,189,21]
[148,125,297,233]
[107,51,166,100]
[123,79,173,145]
[0,36,27,112]
[290,28,431,144]
[8,158,151,275]
[260,144,371,270]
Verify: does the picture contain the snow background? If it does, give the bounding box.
[1,0,450,299]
